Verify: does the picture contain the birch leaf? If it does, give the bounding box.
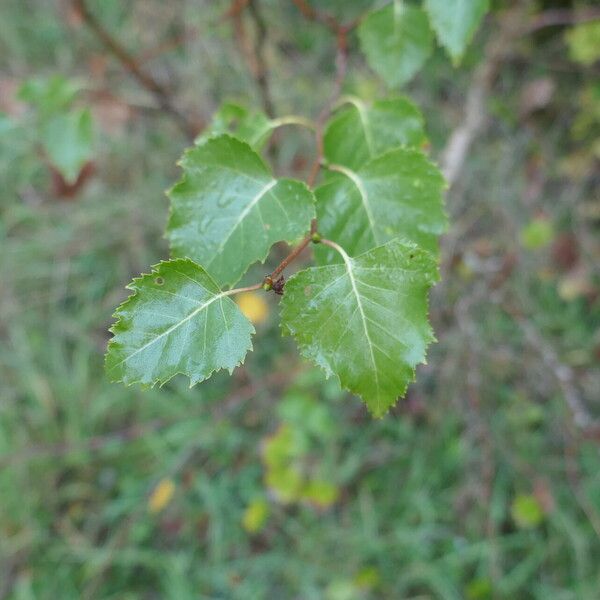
[281,239,439,416]
[105,258,254,386]
[315,148,447,265]
[167,135,315,288]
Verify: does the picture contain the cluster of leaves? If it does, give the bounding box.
[359,0,489,84]
[105,0,492,416]
[104,102,443,416]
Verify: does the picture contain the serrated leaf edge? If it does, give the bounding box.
[165,133,316,289]
[104,257,255,388]
[280,238,439,417]
[423,0,490,65]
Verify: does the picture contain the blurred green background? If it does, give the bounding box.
[1,1,599,598]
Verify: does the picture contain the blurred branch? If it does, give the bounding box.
[287,0,354,228]
[72,0,195,140]
[307,26,349,192]
[527,7,600,32]
[229,0,275,117]
[291,0,340,33]
[502,300,600,439]
[247,0,275,117]
[138,27,198,65]
[442,6,600,187]
[441,16,515,186]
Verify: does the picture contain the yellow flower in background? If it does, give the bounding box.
[148,478,176,513]
[236,292,269,324]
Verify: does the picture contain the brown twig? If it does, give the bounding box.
[248,0,275,118]
[72,0,195,140]
[290,0,339,32]
[223,0,250,20]
[267,234,313,284]
[138,28,197,65]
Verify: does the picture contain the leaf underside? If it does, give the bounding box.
[315,147,447,265]
[281,239,439,417]
[323,96,427,170]
[358,4,433,87]
[167,134,315,288]
[105,258,254,387]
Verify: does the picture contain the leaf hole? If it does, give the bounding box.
[155,277,165,285]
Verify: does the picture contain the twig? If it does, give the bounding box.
[138,27,197,65]
[72,0,195,140]
[527,7,600,32]
[224,282,264,296]
[441,18,513,187]
[502,299,600,438]
[223,0,250,21]
[267,234,313,283]
[229,0,275,118]
[290,0,340,33]
[307,26,349,191]
[248,0,275,117]
[441,6,600,186]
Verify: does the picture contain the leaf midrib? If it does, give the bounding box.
[329,164,378,244]
[110,289,227,371]
[337,245,381,412]
[214,178,278,256]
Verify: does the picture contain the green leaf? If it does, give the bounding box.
[19,75,80,117]
[281,239,439,416]
[520,217,554,250]
[315,148,447,265]
[358,3,433,87]
[424,0,489,64]
[511,494,544,529]
[167,135,315,288]
[242,498,270,533]
[195,102,273,148]
[565,21,600,66]
[105,258,254,387]
[323,96,427,170]
[41,108,93,183]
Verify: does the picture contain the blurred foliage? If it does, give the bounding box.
[565,20,600,66]
[1,0,599,598]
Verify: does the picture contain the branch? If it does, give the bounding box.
[248,0,275,117]
[527,7,600,32]
[441,6,600,186]
[441,18,513,186]
[72,0,195,140]
[307,26,349,191]
[501,300,600,439]
[266,234,313,283]
[290,0,340,33]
